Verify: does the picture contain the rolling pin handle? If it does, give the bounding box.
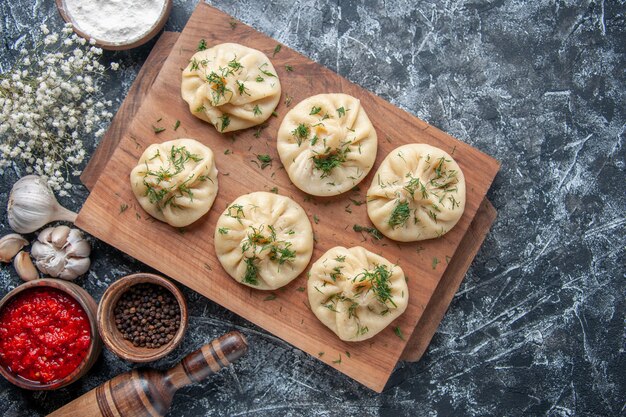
[166,331,248,389]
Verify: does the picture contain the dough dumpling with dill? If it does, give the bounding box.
[367,143,466,242]
[214,192,314,290]
[181,42,281,133]
[277,93,378,196]
[130,139,218,228]
[307,246,408,342]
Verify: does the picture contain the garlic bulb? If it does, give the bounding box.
[31,225,91,280]
[0,233,28,263]
[7,175,77,234]
[14,251,39,281]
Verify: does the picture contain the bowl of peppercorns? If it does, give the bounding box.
[97,273,188,362]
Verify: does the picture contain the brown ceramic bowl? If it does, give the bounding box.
[97,273,188,363]
[55,0,173,50]
[0,278,102,390]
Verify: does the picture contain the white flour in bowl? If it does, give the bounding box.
[64,0,167,44]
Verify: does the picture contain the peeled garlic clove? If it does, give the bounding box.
[51,225,71,247]
[0,234,28,263]
[14,251,39,281]
[58,257,90,280]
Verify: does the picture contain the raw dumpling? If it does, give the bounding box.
[308,246,408,342]
[181,42,281,133]
[130,138,218,227]
[214,192,314,290]
[277,93,378,196]
[367,143,466,241]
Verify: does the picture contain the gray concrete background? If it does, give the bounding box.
[1,0,624,416]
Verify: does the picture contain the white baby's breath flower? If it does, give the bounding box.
[110,62,119,70]
[0,25,115,192]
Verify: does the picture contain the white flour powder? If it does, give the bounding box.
[64,0,167,44]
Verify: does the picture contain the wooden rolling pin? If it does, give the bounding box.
[48,331,248,417]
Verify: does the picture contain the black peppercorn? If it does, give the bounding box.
[114,283,181,349]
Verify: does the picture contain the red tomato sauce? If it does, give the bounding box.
[0,287,91,384]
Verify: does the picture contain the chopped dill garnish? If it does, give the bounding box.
[236,80,250,96]
[394,326,405,340]
[119,203,128,214]
[352,224,383,240]
[224,149,232,155]
[173,120,180,131]
[291,123,310,146]
[310,106,322,115]
[229,18,237,29]
[349,198,365,206]
[296,287,306,292]
[219,114,230,132]
[311,145,350,178]
[333,354,342,364]
[141,145,203,210]
[388,200,411,229]
[329,266,343,282]
[432,257,440,269]
[336,106,347,117]
[253,104,262,116]
[285,64,294,72]
[256,75,264,82]
[403,175,422,199]
[264,294,277,301]
[285,95,293,107]
[152,125,165,134]
[218,227,229,235]
[270,186,279,194]
[269,242,296,265]
[354,264,397,309]
[197,39,207,51]
[258,62,276,77]
[242,257,259,285]
[254,124,268,138]
[206,71,232,104]
[255,154,272,169]
[225,204,245,222]
[242,224,297,267]
[273,44,282,56]
[313,214,319,224]
[228,57,244,73]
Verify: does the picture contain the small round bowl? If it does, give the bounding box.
[55,0,173,51]
[97,273,188,363]
[0,278,102,390]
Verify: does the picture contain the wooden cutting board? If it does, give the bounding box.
[81,31,497,365]
[77,3,500,392]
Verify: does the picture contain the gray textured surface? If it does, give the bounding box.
[1,0,625,416]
